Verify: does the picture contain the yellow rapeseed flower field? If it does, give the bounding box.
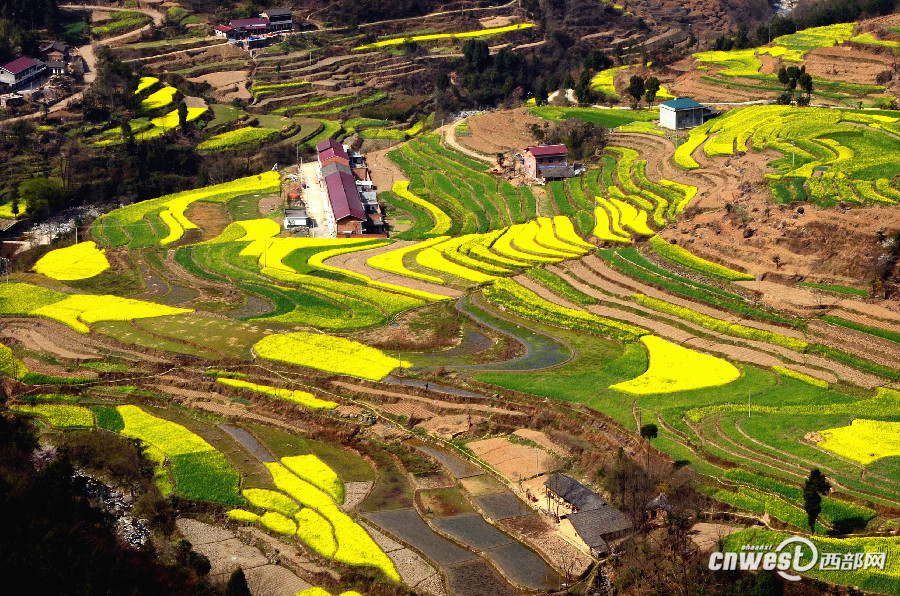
[254,331,410,381]
[818,419,900,465]
[610,335,741,394]
[32,241,111,280]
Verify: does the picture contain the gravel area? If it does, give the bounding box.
[245,565,312,596]
[342,481,374,511]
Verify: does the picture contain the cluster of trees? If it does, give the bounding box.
[0,0,62,64]
[626,74,661,109]
[0,413,214,594]
[529,118,608,159]
[776,64,814,105]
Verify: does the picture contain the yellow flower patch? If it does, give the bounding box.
[283,455,344,503]
[260,511,297,535]
[254,331,410,381]
[818,419,900,465]
[32,294,191,333]
[10,403,94,428]
[295,508,337,557]
[32,241,111,280]
[216,378,337,410]
[367,236,448,284]
[140,86,176,110]
[610,335,741,394]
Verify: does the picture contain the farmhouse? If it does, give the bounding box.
[316,140,384,236]
[524,144,575,180]
[0,57,48,91]
[40,42,69,64]
[260,8,293,32]
[659,97,715,130]
[544,473,632,556]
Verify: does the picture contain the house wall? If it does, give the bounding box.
[524,151,537,178]
[559,518,591,552]
[659,106,677,130]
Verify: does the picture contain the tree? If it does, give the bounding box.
[640,423,658,468]
[534,79,549,106]
[562,72,575,91]
[627,75,645,109]
[643,76,660,108]
[462,39,490,72]
[225,568,251,596]
[798,72,813,99]
[18,177,64,219]
[777,66,789,86]
[803,468,831,532]
[177,100,188,129]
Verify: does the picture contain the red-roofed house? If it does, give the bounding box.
[0,56,47,91]
[316,138,347,156]
[524,144,574,180]
[318,146,350,168]
[213,24,233,37]
[324,170,367,235]
[226,17,269,39]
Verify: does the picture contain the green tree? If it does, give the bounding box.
[643,76,660,108]
[803,468,830,532]
[627,75,645,109]
[18,177,64,218]
[225,568,251,596]
[177,100,188,129]
[798,72,813,99]
[462,39,490,72]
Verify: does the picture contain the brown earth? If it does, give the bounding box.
[184,201,231,243]
[189,70,251,102]
[467,436,560,482]
[456,108,544,156]
[804,45,894,86]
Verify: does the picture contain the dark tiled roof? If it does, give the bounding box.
[1,56,40,75]
[545,473,606,511]
[661,97,703,110]
[526,144,568,157]
[262,8,292,17]
[324,170,366,221]
[567,506,632,551]
[647,493,672,512]
[41,42,68,53]
[320,161,352,178]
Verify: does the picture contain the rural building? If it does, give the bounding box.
[318,146,350,168]
[316,140,385,236]
[226,17,270,39]
[284,208,308,229]
[0,57,48,91]
[40,42,69,63]
[46,61,66,76]
[524,144,575,180]
[646,492,672,522]
[213,25,233,37]
[544,473,632,556]
[260,8,293,32]
[0,93,24,107]
[659,97,715,130]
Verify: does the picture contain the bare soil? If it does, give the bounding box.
[466,437,560,482]
[184,201,231,243]
[689,522,743,551]
[457,107,544,156]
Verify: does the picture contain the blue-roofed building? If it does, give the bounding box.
[659,97,715,130]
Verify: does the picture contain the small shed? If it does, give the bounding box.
[284,208,308,229]
[659,97,714,130]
